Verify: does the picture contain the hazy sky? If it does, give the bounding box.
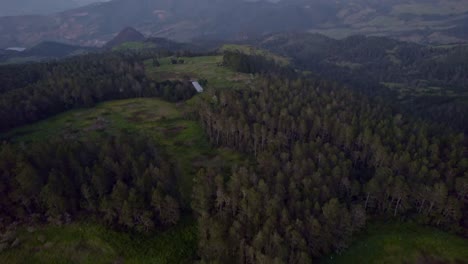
[0,0,283,17]
[0,0,108,16]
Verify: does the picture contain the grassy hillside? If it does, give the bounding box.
[0,218,197,264]
[323,222,468,264]
[145,56,252,89]
[112,41,157,51]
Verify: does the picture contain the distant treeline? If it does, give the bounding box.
[0,133,182,232]
[223,51,295,77]
[0,53,195,131]
[258,34,468,132]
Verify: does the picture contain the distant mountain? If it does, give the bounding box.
[104,27,145,49]
[0,0,107,17]
[0,0,468,48]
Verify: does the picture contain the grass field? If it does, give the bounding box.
[112,41,157,51]
[145,56,252,88]
[323,221,468,264]
[0,217,197,264]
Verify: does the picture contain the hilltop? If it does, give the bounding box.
[104,27,145,49]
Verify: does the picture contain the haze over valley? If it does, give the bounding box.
[1,0,468,48]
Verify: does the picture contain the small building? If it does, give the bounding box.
[192,81,204,93]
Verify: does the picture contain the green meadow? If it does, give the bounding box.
[0,217,197,264]
[145,56,253,88]
[323,221,468,264]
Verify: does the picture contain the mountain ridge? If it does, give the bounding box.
[0,0,107,17]
[1,0,468,48]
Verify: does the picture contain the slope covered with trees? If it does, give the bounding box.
[257,33,468,132]
[194,74,468,262]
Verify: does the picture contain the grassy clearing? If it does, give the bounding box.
[322,221,468,264]
[0,217,197,264]
[145,56,252,88]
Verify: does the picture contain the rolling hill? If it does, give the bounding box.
[1,0,468,48]
[104,27,146,49]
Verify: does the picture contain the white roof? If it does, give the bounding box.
[192,81,204,93]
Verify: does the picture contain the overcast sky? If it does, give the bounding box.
[0,0,285,17]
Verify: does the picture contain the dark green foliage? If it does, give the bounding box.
[148,80,196,102]
[0,133,181,232]
[0,63,52,94]
[223,51,294,76]
[198,79,208,87]
[259,33,468,92]
[194,76,468,262]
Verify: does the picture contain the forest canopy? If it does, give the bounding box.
[0,132,182,232]
[194,75,468,262]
